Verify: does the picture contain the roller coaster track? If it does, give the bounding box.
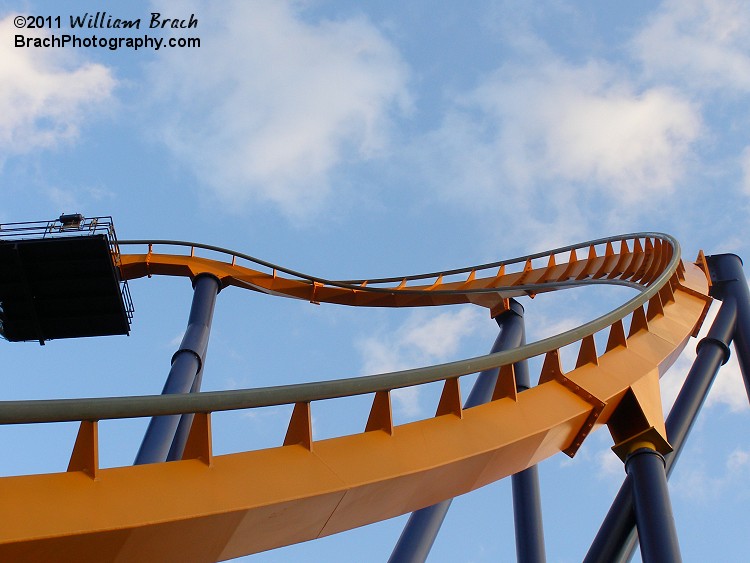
[0,233,712,562]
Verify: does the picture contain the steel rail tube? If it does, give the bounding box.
[0,235,682,425]
[121,242,645,296]
[229,276,646,298]
[583,297,737,563]
[388,301,526,563]
[120,232,675,287]
[339,232,677,285]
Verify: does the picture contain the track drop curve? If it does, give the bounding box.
[0,233,712,562]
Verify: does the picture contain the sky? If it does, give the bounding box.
[1,0,749,561]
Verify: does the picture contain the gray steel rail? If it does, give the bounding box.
[117,234,663,294]
[0,233,683,425]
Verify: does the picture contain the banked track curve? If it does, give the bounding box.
[0,233,712,562]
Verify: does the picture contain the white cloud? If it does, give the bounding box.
[527,312,584,343]
[432,59,699,201]
[359,307,484,375]
[632,0,750,93]
[357,307,484,417]
[698,302,748,412]
[741,146,750,196]
[45,186,79,212]
[43,184,116,213]
[401,307,485,358]
[671,447,750,502]
[148,0,409,220]
[727,447,750,473]
[660,356,688,416]
[414,56,700,250]
[0,15,115,156]
[705,351,747,412]
[391,387,421,419]
[596,446,624,478]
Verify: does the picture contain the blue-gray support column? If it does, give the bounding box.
[166,367,205,461]
[511,332,546,563]
[135,275,220,465]
[388,300,526,563]
[706,254,750,400]
[169,276,221,461]
[512,465,545,563]
[625,447,682,563]
[584,280,737,563]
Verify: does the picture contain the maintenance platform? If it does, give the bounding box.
[0,214,133,344]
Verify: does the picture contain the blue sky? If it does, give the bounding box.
[1,1,749,561]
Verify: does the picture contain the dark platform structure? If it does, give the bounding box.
[0,215,133,344]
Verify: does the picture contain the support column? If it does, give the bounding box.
[626,446,682,563]
[388,300,525,563]
[135,275,220,465]
[706,254,750,401]
[167,367,204,461]
[583,297,736,563]
[511,332,546,563]
[512,464,546,563]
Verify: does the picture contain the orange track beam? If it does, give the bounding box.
[0,254,710,561]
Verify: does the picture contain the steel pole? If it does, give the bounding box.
[625,447,682,563]
[135,275,220,464]
[584,293,737,563]
[388,300,526,563]
[706,254,750,401]
[166,365,205,461]
[512,464,546,563]
[511,331,546,563]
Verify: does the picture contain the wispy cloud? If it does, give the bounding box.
[414,54,700,249]
[42,184,117,214]
[469,62,699,201]
[741,147,750,196]
[357,307,484,418]
[147,0,409,220]
[632,0,750,93]
[671,446,750,502]
[727,447,750,473]
[596,445,625,479]
[0,15,115,157]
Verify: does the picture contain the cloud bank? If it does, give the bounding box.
[422,58,700,206]
[0,15,115,156]
[633,0,750,93]
[148,0,409,219]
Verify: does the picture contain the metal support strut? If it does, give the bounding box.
[707,254,750,400]
[511,331,546,563]
[389,300,527,563]
[626,447,682,563]
[585,261,739,563]
[134,275,220,465]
